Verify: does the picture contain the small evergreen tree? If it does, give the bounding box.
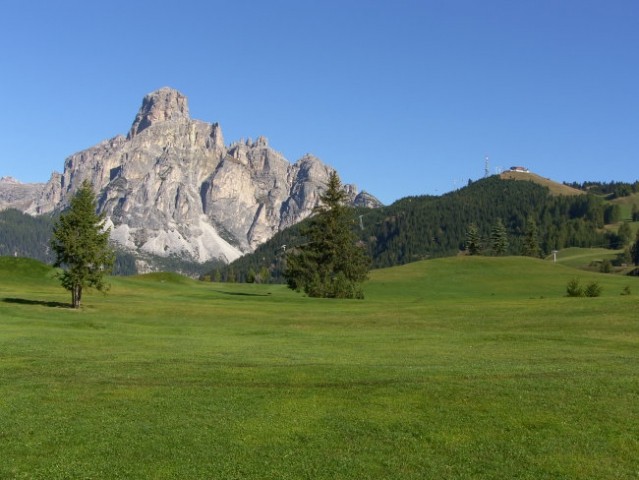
[584,281,602,297]
[490,218,509,256]
[284,172,369,298]
[522,215,541,258]
[50,181,114,308]
[465,223,481,255]
[566,278,584,297]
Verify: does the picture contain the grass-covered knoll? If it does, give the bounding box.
[1,256,638,479]
[498,171,584,196]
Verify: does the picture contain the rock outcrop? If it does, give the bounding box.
[5,88,381,265]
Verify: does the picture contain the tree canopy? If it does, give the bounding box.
[50,181,115,308]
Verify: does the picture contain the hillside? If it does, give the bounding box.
[217,175,622,282]
[498,170,584,196]
[0,208,54,263]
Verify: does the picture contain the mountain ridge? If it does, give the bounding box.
[0,88,381,270]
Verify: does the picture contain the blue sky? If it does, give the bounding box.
[1,0,637,204]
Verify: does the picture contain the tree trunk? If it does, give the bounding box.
[72,285,82,309]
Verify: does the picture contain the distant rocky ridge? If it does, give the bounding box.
[0,88,381,268]
[0,177,46,212]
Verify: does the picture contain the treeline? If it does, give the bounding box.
[0,208,145,276]
[204,223,305,283]
[211,176,634,283]
[564,180,639,199]
[0,209,54,263]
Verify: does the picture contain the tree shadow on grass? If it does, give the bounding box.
[2,297,71,309]
[210,290,272,297]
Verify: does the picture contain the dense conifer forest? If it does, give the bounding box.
[0,209,54,263]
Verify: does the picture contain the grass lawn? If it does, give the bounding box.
[551,247,623,270]
[1,256,638,479]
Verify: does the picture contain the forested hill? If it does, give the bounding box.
[213,175,627,282]
[364,176,617,267]
[0,209,53,263]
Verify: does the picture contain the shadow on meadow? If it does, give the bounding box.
[3,297,71,309]
[210,290,272,297]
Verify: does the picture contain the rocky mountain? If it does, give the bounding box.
[1,88,380,268]
[0,177,46,212]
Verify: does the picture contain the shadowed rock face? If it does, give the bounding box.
[3,88,382,264]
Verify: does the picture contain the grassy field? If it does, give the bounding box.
[1,255,638,479]
[551,247,622,269]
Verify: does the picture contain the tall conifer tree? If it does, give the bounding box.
[465,223,482,255]
[50,181,114,308]
[285,172,369,298]
[490,218,509,256]
[522,215,541,258]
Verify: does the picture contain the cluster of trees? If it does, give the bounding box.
[564,180,639,199]
[465,216,538,257]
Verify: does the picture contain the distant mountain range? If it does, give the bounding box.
[0,87,380,271]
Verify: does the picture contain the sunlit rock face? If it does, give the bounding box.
[9,88,381,263]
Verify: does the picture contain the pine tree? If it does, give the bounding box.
[490,218,509,256]
[284,172,369,298]
[522,215,541,258]
[465,223,481,255]
[50,181,115,308]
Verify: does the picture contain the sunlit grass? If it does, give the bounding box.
[1,256,638,478]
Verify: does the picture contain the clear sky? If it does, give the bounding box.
[1,0,637,204]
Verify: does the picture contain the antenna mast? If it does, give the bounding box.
[484,156,490,178]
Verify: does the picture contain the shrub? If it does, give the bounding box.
[599,259,612,273]
[566,278,584,297]
[584,281,602,297]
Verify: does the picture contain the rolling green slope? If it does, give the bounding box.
[1,256,638,479]
[366,254,633,300]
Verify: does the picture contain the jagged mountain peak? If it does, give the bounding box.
[128,87,190,139]
[1,88,381,271]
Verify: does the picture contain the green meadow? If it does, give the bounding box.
[1,255,638,479]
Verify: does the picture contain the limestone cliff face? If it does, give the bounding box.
[18,88,381,264]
